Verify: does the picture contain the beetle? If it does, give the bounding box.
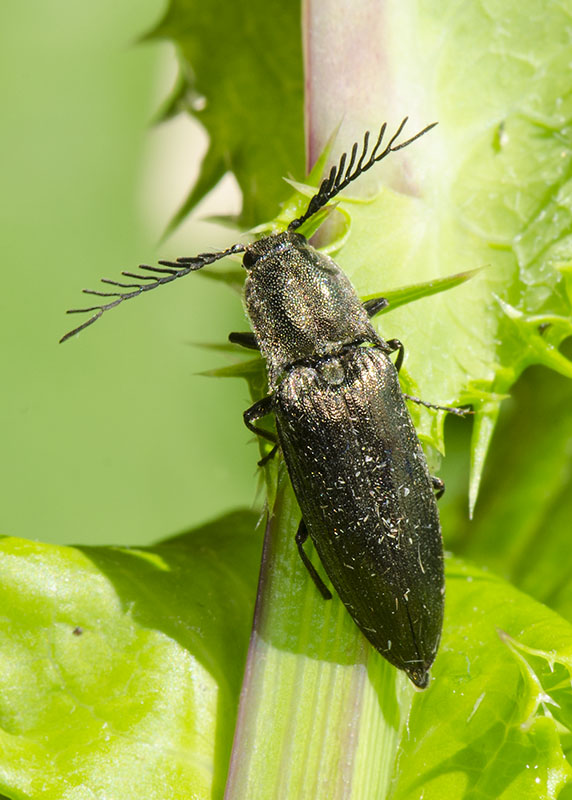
[62,118,462,688]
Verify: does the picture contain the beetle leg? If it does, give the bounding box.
[295,520,332,600]
[432,476,445,500]
[403,394,473,417]
[243,396,277,443]
[258,444,278,467]
[385,338,405,372]
[363,296,389,317]
[229,331,260,350]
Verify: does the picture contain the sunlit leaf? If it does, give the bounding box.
[0,513,262,799]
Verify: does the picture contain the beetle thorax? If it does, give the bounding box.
[243,231,380,388]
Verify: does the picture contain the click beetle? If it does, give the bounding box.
[62,118,462,688]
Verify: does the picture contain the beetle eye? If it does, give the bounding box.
[242,250,258,269]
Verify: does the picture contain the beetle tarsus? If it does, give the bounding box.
[258,444,278,467]
[386,338,405,372]
[432,476,445,500]
[244,396,277,443]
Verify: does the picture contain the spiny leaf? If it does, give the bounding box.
[363,267,483,314]
[447,349,572,624]
[146,0,304,231]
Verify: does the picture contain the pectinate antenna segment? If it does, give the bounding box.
[288,117,437,232]
[60,242,246,342]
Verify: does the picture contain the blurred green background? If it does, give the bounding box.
[0,0,256,545]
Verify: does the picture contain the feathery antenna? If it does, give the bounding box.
[60,243,246,343]
[61,118,437,342]
[288,117,437,232]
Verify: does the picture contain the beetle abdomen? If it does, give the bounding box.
[275,346,444,688]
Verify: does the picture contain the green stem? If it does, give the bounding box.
[225,471,413,799]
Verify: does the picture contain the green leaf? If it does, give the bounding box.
[0,512,262,799]
[363,267,483,315]
[147,0,304,230]
[447,341,572,622]
[201,355,265,385]
[392,558,572,800]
